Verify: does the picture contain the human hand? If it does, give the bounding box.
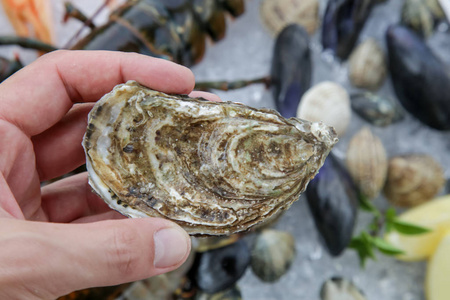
[0,50,218,299]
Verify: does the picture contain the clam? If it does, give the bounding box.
[383,154,445,208]
[192,239,250,294]
[306,153,359,256]
[386,25,450,131]
[83,81,338,236]
[322,0,381,60]
[346,127,388,200]
[348,38,386,91]
[259,0,319,36]
[270,24,312,119]
[297,81,351,137]
[320,277,367,300]
[250,229,296,282]
[350,92,404,127]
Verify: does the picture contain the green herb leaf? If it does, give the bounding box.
[384,208,397,233]
[385,207,397,222]
[349,232,376,267]
[392,219,432,235]
[359,194,380,217]
[372,237,405,255]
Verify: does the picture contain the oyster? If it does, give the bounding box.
[83,81,337,236]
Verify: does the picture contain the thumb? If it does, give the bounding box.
[0,218,191,299]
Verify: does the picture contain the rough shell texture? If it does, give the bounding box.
[260,0,319,36]
[346,127,388,200]
[383,154,445,207]
[83,81,338,236]
[297,81,351,137]
[250,229,296,282]
[348,38,386,91]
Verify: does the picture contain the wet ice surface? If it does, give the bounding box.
[0,0,449,299]
[191,0,449,299]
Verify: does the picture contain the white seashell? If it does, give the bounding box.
[297,81,351,137]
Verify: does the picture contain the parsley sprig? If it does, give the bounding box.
[349,195,431,267]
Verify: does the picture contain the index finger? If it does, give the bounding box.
[0,50,195,136]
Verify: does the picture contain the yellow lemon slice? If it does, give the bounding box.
[385,194,450,261]
[426,229,450,300]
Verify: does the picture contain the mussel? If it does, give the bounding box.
[322,0,381,60]
[306,153,359,256]
[386,25,450,131]
[350,92,404,127]
[270,24,312,118]
[191,239,250,294]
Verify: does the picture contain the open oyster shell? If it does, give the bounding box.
[83,81,338,236]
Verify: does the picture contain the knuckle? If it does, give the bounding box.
[108,224,145,278]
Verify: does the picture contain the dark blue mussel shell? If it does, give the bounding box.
[306,153,358,256]
[386,25,450,131]
[322,0,379,60]
[270,24,312,118]
[350,92,405,127]
[190,239,250,294]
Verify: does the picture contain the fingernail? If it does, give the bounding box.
[154,227,190,269]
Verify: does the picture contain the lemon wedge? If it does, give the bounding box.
[384,194,450,261]
[426,229,450,300]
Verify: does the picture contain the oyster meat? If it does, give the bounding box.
[83,81,337,235]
